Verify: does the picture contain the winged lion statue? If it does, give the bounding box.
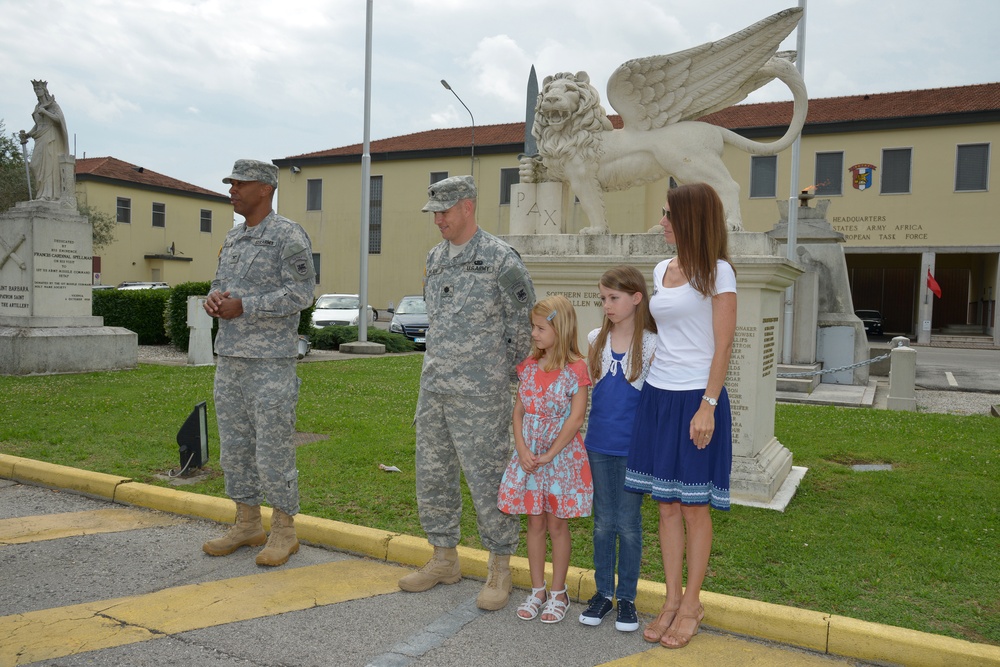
[518,7,808,233]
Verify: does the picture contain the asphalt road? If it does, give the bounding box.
[0,478,885,667]
[912,346,1000,393]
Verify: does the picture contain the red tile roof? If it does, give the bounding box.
[76,156,228,200]
[285,82,1000,160]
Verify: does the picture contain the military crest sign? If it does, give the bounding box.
[849,163,877,191]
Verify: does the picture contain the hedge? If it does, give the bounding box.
[92,289,170,345]
[310,325,416,353]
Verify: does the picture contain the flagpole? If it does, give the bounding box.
[781,0,807,365]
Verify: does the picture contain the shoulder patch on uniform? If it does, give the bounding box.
[499,265,534,305]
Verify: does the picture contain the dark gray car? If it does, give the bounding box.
[389,295,428,349]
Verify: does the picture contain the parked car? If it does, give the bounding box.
[855,309,884,336]
[117,281,170,290]
[389,295,428,349]
[311,293,374,328]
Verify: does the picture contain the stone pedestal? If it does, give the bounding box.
[0,201,136,375]
[505,232,802,504]
[771,200,869,386]
[509,182,570,235]
[186,296,215,366]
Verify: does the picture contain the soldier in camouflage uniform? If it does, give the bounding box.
[201,159,316,567]
[398,175,535,611]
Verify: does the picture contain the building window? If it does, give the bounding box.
[200,209,212,233]
[955,143,989,192]
[312,253,321,284]
[152,202,165,228]
[749,155,777,198]
[499,168,519,205]
[430,171,448,185]
[116,197,131,223]
[881,148,912,194]
[369,175,383,255]
[814,152,843,195]
[306,179,322,211]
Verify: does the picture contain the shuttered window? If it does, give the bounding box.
[815,152,843,195]
[955,143,989,191]
[881,148,912,194]
[750,155,777,198]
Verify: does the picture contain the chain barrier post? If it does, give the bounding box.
[886,336,916,411]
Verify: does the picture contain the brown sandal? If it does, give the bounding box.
[660,605,705,649]
[642,605,679,643]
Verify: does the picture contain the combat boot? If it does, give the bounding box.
[476,552,512,610]
[202,502,267,556]
[255,508,300,567]
[398,546,461,592]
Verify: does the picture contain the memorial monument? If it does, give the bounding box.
[506,8,809,505]
[0,81,136,376]
[770,193,870,387]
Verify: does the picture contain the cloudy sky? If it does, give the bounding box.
[2,0,997,195]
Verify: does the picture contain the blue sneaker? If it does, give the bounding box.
[615,599,639,632]
[578,593,613,626]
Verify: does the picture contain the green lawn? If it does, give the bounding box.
[0,355,996,646]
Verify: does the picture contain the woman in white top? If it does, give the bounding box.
[624,182,737,649]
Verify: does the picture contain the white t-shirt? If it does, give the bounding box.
[645,258,737,391]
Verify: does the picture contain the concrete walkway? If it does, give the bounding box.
[2,455,997,667]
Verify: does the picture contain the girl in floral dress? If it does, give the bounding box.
[498,294,593,624]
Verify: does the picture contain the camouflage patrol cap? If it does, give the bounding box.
[222,159,278,188]
[422,175,477,212]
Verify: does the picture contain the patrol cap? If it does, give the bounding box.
[422,175,477,212]
[223,159,278,188]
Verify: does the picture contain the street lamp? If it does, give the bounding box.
[441,79,475,177]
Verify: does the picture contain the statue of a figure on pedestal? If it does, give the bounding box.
[519,8,808,234]
[19,80,70,202]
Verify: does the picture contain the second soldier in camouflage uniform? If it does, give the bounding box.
[398,175,535,611]
[202,159,316,567]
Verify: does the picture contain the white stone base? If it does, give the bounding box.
[0,326,137,376]
[729,436,794,504]
[732,466,808,512]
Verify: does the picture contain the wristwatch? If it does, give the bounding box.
[702,395,718,407]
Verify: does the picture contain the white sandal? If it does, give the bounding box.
[540,587,569,624]
[516,586,547,620]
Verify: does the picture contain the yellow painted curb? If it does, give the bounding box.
[0,453,16,478]
[113,482,235,524]
[701,590,830,653]
[829,614,1000,667]
[385,532,435,567]
[457,544,489,578]
[295,514,394,560]
[5,455,130,499]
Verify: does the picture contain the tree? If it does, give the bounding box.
[78,204,117,250]
[0,119,31,214]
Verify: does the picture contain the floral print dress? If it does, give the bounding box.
[497,357,593,519]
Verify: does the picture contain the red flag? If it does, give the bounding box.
[927,269,942,298]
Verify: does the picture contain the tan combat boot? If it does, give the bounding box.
[476,552,512,610]
[255,508,300,567]
[398,546,462,592]
[202,502,267,556]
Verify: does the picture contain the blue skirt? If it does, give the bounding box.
[624,385,732,511]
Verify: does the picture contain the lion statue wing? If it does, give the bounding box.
[606,7,802,131]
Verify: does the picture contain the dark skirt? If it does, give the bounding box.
[624,384,732,511]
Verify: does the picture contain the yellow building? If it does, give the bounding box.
[76,157,232,287]
[275,82,997,343]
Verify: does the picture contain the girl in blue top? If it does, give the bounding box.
[579,266,657,632]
